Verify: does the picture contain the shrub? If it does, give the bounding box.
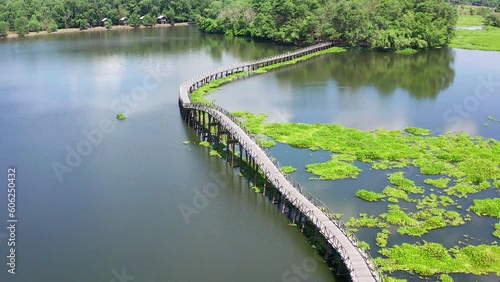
[105,19,112,29]
[47,22,58,33]
[14,17,28,35]
[0,21,8,37]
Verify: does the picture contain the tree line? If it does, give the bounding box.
[198,0,459,50]
[0,0,496,50]
[0,0,209,35]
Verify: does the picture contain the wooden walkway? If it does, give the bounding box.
[179,43,382,282]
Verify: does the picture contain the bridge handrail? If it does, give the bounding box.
[179,42,383,282]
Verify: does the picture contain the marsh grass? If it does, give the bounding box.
[395,48,417,55]
[456,15,485,26]
[450,27,500,51]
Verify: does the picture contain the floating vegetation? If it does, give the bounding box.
[376,229,390,248]
[305,160,362,180]
[383,186,412,202]
[182,141,190,145]
[280,165,297,174]
[199,141,211,147]
[376,242,500,276]
[439,274,453,282]
[424,178,451,188]
[209,150,221,158]
[404,127,431,135]
[358,241,371,251]
[256,138,276,148]
[388,172,423,194]
[470,198,500,218]
[116,113,126,120]
[488,116,500,122]
[250,185,262,193]
[355,189,385,202]
[236,112,500,187]
[494,222,500,238]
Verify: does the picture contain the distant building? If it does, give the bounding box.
[100,18,108,27]
[119,17,128,25]
[157,15,168,24]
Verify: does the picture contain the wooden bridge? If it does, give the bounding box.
[178,42,382,282]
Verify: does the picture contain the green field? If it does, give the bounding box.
[456,15,485,26]
[450,27,500,51]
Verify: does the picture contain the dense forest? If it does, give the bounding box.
[0,0,498,49]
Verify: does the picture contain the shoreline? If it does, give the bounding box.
[2,22,193,39]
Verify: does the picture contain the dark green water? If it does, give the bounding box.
[0,26,335,282]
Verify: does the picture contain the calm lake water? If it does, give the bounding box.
[210,46,500,281]
[0,26,335,282]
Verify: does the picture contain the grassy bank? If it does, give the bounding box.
[450,27,500,51]
[450,14,500,51]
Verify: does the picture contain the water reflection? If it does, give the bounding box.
[275,48,456,99]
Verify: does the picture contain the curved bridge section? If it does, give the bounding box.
[179,43,382,282]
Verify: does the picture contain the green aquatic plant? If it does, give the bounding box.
[199,141,211,147]
[383,186,412,202]
[209,150,221,158]
[494,222,500,238]
[280,166,297,174]
[358,241,371,251]
[256,138,276,148]
[470,198,500,218]
[439,274,453,282]
[404,127,431,135]
[355,189,385,202]
[395,48,417,55]
[388,172,423,194]
[376,229,390,248]
[376,242,500,276]
[116,113,126,120]
[305,160,362,180]
[182,141,190,145]
[424,178,451,188]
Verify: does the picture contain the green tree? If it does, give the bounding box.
[0,21,8,37]
[79,18,88,30]
[14,16,28,35]
[143,13,155,26]
[28,16,42,32]
[105,18,112,29]
[129,13,140,27]
[47,21,58,33]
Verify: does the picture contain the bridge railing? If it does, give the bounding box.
[180,42,383,282]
